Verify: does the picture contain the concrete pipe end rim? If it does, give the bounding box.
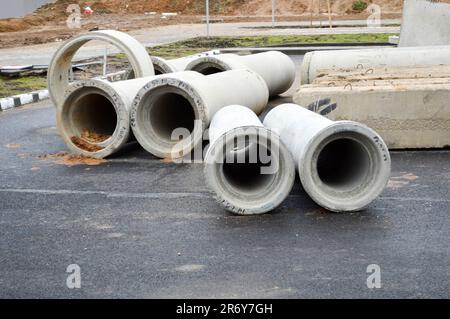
[299,121,391,212]
[186,57,232,75]
[151,57,176,75]
[204,126,296,215]
[48,30,154,109]
[299,52,314,85]
[58,80,130,159]
[131,79,206,159]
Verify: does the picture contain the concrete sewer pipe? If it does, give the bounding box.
[48,30,155,109]
[204,105,296,215]
[130,70,269,159]
[263,104,391,212]
[57,76,156,158]
[300,45,450,84]
[151,51,220,75]
[185,51,296,96]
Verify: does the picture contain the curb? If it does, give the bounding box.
[0,89,49,111]
[0,70,130,112]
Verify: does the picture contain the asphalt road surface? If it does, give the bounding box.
[0,97,449,299]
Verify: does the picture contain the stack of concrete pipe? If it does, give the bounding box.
[49,30,392,215]
[151,50,220,75]
[205,104,391,214]
[48,30,294,159]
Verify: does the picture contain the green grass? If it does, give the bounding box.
[1,34,398,98]
[148,34,397,58]
[0,75,47,98]
[352,0,369,13]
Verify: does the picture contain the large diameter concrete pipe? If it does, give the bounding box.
[57,77,155,158]
[185,51,296,96]
[130,70,269,159]
[151,51,220,75]
[263,104,391,212]
[151,56,195,74]
[48,30,154,109]
[300,45,450,84]
[204,105,296,215]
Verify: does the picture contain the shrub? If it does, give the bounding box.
[352,0,368,12]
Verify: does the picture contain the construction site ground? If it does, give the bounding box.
[0,0,409,48]
[0,55,449,298]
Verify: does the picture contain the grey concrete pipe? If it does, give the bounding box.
[57,77,155,158]
[300,45,450,84]
[185,51,296,96]
[48,30,154,108]
[263,104,391,212]
[151,51,220,74]
[130,70,269,159]
[204,105,295,215]
[151,56,195,74]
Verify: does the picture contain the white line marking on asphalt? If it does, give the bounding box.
[0,189,448,203]
[0,188,210,199]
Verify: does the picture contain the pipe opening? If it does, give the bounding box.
[193,63,225,75]
[148,92,195,143]
[221,144,276,194]
[198,67,224,75]
[316,138,370,189]
[69,92,117,139]
[153,67,164,75]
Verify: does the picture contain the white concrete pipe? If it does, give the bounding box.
[57,77,155,158]
[204,105,296,215]
[300,45,450,84]
[151,56,194,74]
[185,51,296,96]
[263,104,391,212]
[130,70,269,159]
[151,51,220,74]
[48,30,154,108]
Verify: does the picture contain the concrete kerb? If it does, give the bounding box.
[0,89,49,111]
[0,68,140,112]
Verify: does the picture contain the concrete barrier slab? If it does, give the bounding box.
[399,0,450,47]
[294,66,450,149]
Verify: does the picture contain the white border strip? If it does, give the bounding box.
[0,89,49,111]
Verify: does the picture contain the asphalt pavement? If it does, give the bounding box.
[0,96,449,298]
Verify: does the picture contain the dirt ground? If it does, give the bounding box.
[0,0,408,49]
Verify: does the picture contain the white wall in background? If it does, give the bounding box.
[0,0,56,19]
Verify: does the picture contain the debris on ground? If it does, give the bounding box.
[70,136,105,152]
[38,152,108,166]
[5,143,20,148]
[80,130,110,143]
[161,157,175,164]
